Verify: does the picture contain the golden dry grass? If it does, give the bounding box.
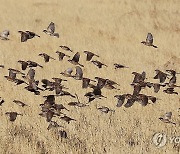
[0,0,180,153]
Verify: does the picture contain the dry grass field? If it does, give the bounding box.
[0,0,180,154]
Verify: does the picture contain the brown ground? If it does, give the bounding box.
[0,0,179,154]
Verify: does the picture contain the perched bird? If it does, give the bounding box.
[154,70,168,83]
[43,22,59,38]
[5,112,22,122]
[73,66,83,80]
[68,52,84,67]
[13,100,28,107]
[60,68,73,77]
[163,88,178,95]
[97,106,115,113]
[59,45,73,52]
[27,60,43,68]
[141,33,158,48]
[84,51,99,61]
[114,63,128,69]
[159,112,176,125]
[38,53,55,62]
[18,60,28,70]
[91,60,107,68]
[60,116,76,124]
[0,30,10,40]
[56,51,70,61]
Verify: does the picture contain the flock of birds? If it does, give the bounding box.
[0,22,179,139]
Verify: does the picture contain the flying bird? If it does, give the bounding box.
[91,60,107,68]
[59,45,73,52]
[154,70,168,83]
[68,52,84,67]
[141,33,158,48]
[114,63,128,69]
[38,53,55,62]
[43,22,59,38]
[60,68,73,77]
[56,51,70,61]
[97,106,115,113]
[83,51,99,61]
[0,30,10,40]
[159,112,176,125]
[73,66,83,80]
[18,60,28,70]
[5,112,22,122]
[13,100,28,107]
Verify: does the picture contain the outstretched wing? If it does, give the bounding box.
[72,52,80,63]
[47,22,55,34]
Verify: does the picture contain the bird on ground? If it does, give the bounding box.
[141,33,158,48]
[56,51,70,61]
[38,53,55,62]
[0,30,10,40]
[43,22,59,38]
[83,51,99,61]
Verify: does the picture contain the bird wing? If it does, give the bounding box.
[72,52,80,63]
[47,22,55,34]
